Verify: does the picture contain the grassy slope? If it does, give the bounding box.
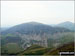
[18,45,51,55]
[18,42,74,55]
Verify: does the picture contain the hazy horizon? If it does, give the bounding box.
[1,1,74,27]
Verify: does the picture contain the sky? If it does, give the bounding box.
[1,1,74,27]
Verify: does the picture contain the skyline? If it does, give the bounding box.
[1,1,74,27]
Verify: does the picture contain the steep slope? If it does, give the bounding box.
[2,22,71,35]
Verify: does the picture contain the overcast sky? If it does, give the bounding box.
[1,1,74,27]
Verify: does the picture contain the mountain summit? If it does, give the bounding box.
[25,21,43,25]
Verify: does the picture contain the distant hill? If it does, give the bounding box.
[2,22,71,35]
[56,21,75,31]
[0,27,9,32]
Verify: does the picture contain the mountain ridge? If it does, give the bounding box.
[2,21,71,35]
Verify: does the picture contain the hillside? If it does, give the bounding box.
[1,32,74,55]
[18,42,74,55]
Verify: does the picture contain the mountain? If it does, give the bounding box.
[56,21,75,31]
[2,22,71,35]
[1,22,74,55]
